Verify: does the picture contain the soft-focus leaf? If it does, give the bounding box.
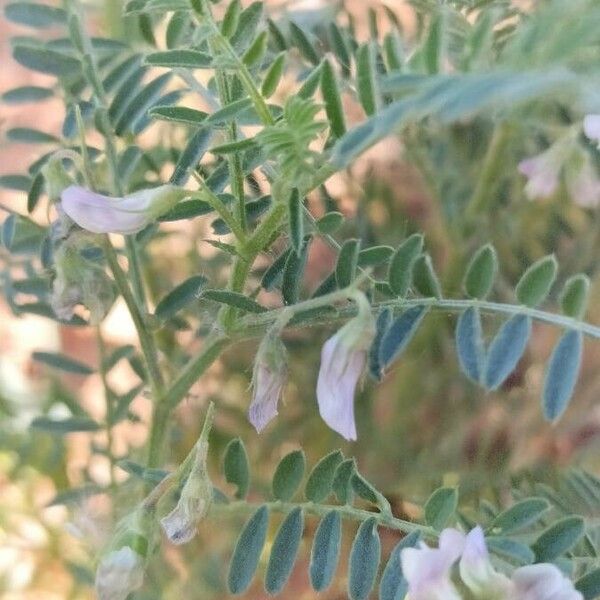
[455,307,485,383]
[155,275,207,321]
[532,516,585,562]
[515,255,557,307]
[490,498,550,535]
[335,239,360,288]
[321,59,346,138]
[424,487,458,531]
[560,274,590,320]
[379,531,421,600]
[32,351,94,375]
[464,244,497,299]
[223,438,250,500]
[542,330,583,421]
[202,290,267,313]
[483,315,531,390]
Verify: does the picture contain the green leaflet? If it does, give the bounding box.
[272,450,305,501]
[223,438,250,500]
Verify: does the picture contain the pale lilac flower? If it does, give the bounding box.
[316,293,375,441]
[511,563,583,600]
[401,525,583,600]
[60,184,186,234]
[459,527,512,599]
[583,114,600,147]
[95,546,145,600]
[160,437,212,545]
[518,152,560,199]
[248,333,287,433]
[565,152,600,208]
[401,528,465,600]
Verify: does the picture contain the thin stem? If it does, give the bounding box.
[102,239,165,394]
[191,175,248,244]
[465,122,513,220]
[96,328,117,490]
[146,334,229,468]
[190,0,274,127]
[211,500,437,540]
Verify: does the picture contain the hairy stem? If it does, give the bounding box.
[211,500,437,540]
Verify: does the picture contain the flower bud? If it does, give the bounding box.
[248,332,287,433]
[95,511,149,600]
[50,238,115,324]
[60,184,188,234]
[317,293,375,441]
[160,407,214,544]
[95,545,145,600]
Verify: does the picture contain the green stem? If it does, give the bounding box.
[146,334,229,467]
[96,328,117,490]
[211,499,437,540]
[465,122,513,220]
[102,239,165,394]
[190,0,274,127]
[233,296,600,341]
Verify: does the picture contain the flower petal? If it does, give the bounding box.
[317,332,364,440]
[583,114,600,143]
[511,563,583,600]
[400,528,465,600]
[95,546,145,600]
[61,186,149,234]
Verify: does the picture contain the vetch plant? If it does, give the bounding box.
[2,0,600,598]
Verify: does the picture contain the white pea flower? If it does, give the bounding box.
[95,546,145,600]
[400,525,583,600]
[583,114,600,147]
[317,292,376,441]
[60,184,187,234]
[459,527,513,599]
[401,528,465,600]
[248,332,288,433]
[510,563,583,600]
